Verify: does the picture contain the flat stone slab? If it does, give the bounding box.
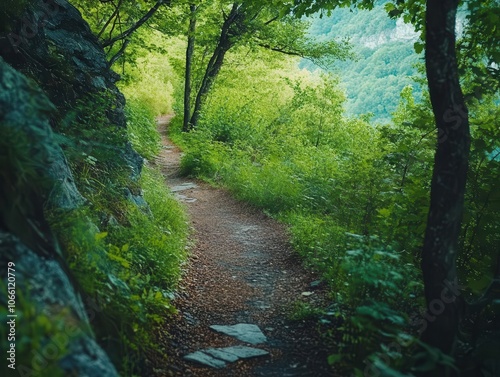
[175,193,197,203]
[170,182,197,192]
[184,346,269,368]
[184,351,226,368]
[218,346,269,359]
[203,348,240,362]
[210,323,267,344]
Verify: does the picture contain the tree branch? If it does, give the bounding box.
[108,39,130,66]
[97,0,124,39]
[264,15,279,25]
[256,43,303,57]
[102,0,169,48]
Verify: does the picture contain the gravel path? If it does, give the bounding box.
[149,116,335,377]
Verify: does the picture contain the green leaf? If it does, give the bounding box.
[327,353,343,365]
[108,253,130,268]
[108,274,130,292]
[414,41,424,54]
[371,357,411,377]
[384,3,395,12]
[95,232,108,241]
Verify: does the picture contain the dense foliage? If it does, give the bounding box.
[3,0,497,375]
[304,5,422,122]
[71,0,498,374]
[169,47,432,374]
[47,88,188,372]
[165,2,499,374]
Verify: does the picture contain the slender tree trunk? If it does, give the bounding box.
[189,3,240,130]
[420,0,470,374]
[183,4,197,132]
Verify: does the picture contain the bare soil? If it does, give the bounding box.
[148,116,336,377]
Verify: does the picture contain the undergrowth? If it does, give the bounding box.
[47,91,187,374]
[125,98,161,160]
[170,61,436,375]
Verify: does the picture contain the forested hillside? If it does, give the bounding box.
[304,4,422,122]
[1,1,499,377]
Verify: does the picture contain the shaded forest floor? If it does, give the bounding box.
[148,116,336,377]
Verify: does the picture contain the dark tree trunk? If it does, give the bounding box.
[420,0,470,374]
[183,4,197,132]
[189,3,240,130]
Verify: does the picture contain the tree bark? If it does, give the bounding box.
[420,0,470,374]
[188,3,240,130]
[183,4,197,132]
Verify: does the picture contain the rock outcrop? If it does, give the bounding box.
[0,56,118,376]
[0,55,83,253]
[0,232,118,377]
[0,1,148,375]
[0,0,142,178]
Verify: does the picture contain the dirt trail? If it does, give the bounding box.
[150,116,334,377]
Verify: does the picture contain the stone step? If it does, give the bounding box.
[184,346,269,368]
[210,323,267,345]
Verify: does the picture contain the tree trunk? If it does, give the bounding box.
[420,0,470,374]
[189,3,240,130]
[183,4,197,132]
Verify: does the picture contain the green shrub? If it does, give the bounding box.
[112,165,188,289]
[180,130,230,181]
[47,85,187,374]
[338,235,422,308]
[321,236,423,373]
[285,213,346,278]
[50,164,188,373]
[125,99,161,160]
[223,156,304,213]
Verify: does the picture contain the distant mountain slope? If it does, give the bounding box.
[303,5,423,122]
